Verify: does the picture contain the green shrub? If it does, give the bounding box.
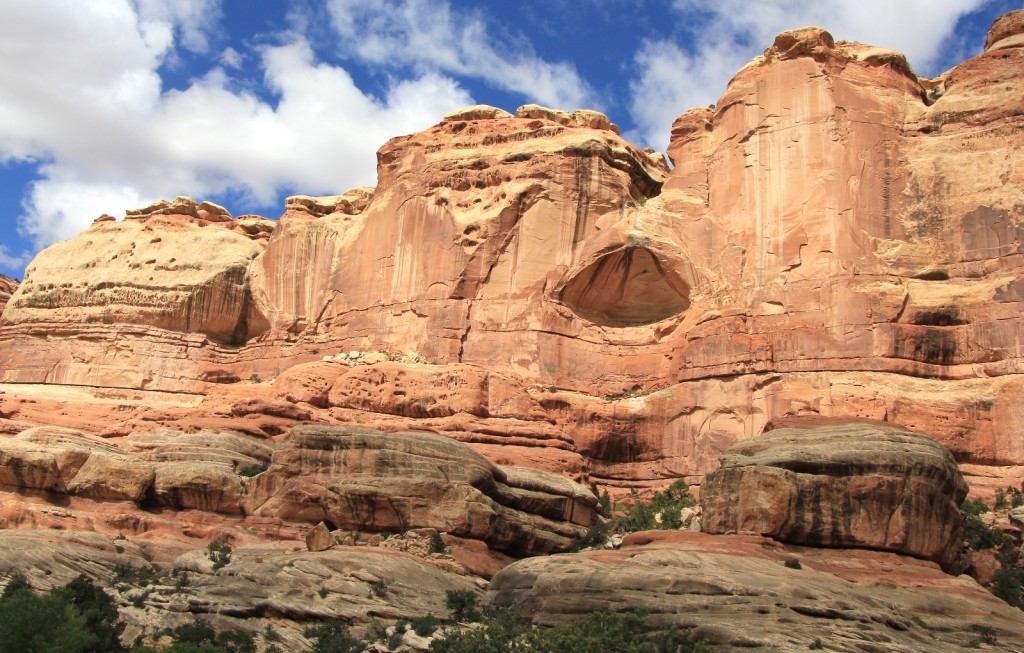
[994,488,1009,511]
[616,480,696,534]
[962,498,989,517]
[54,575,126,653]
[569,520,612,552]
[445,589,481,623]
[961,498,1011,551]
[0,574,31,600]
[111,564,156,587]
[1010,484,1024,508]
[429,532,448,554]
[237,462,268,477]
[0,586,94,653]
[429,607,710,653]
[411,614,439,637]
[207,538,232,571]
[989,563,1024,609]
[305,620,363,653]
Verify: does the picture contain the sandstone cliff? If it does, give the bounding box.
[0,10,1023,650]
[2,15,1023,491]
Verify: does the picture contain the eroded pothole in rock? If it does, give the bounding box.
[559,247,690,326]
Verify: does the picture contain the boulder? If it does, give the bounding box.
[700,423,968,569]
[247,425,595,556]
[66,453,154,501]
[306,521,335,552]
[0,426,143,495]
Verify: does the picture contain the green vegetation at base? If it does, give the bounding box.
[428,532,448,554]
[206,538,232,572]
[304,621,362,653]
[961,498,1024,610]
[1,573,129,653]
[430,603,710,653]
[445,589,482,623]
[961,499,1009,550]
[572,479,697,551]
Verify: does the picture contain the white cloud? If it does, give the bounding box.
[219,47,243,69]
[19,173,144,247]
[0,246,29,275]
[628,0,991,149]
[0,0,471,254]
[132,0,222,54]
[625,39,743,149]
[326,0,598,110]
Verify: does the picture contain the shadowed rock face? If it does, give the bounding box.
[700,423,968,569]
[0,275,16,315]
[560,247,690,325]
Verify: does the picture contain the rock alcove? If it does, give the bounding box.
[559,246,690,326]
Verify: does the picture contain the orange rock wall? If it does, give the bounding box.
[2,19,1023,487]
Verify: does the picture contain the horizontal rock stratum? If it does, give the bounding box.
[700,422,968,569]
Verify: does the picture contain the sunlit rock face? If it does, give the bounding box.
[0,13,1023,646]
[701,422,968,570]
[1,13,1023,490]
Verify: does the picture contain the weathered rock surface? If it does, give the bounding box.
[0,530,479,651]
[0,14,1021,493]
[488,530,1024,652]
[247,424,595,556]
[0,12,1023,646]
[700,423,968,569]
[0,274,16,315]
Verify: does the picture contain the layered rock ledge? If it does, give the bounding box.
[487,530,1024,652]
[247,424,595,556]
[700,422,968,569]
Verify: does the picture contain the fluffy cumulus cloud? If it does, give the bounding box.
[326,0,598,110]
[0,0,471,253]
[627,0,992,149]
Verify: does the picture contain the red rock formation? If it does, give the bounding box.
[1,15,1021,491]
[1,13,1022,490]
[0,274,16,315]
[700,422,968,569]
[0,11,1022,645]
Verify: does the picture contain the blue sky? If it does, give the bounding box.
[0,0,1019,279]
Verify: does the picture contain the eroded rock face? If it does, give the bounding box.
[488,530,1024,652]
[0,15,1021,489]
[2,213,268,345]
[0,7,1019,547]
[0,274,16,315]
[0,530,480,650]
[700,422,968,569]
[247,425,595,556]
[0,13,1022,646]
